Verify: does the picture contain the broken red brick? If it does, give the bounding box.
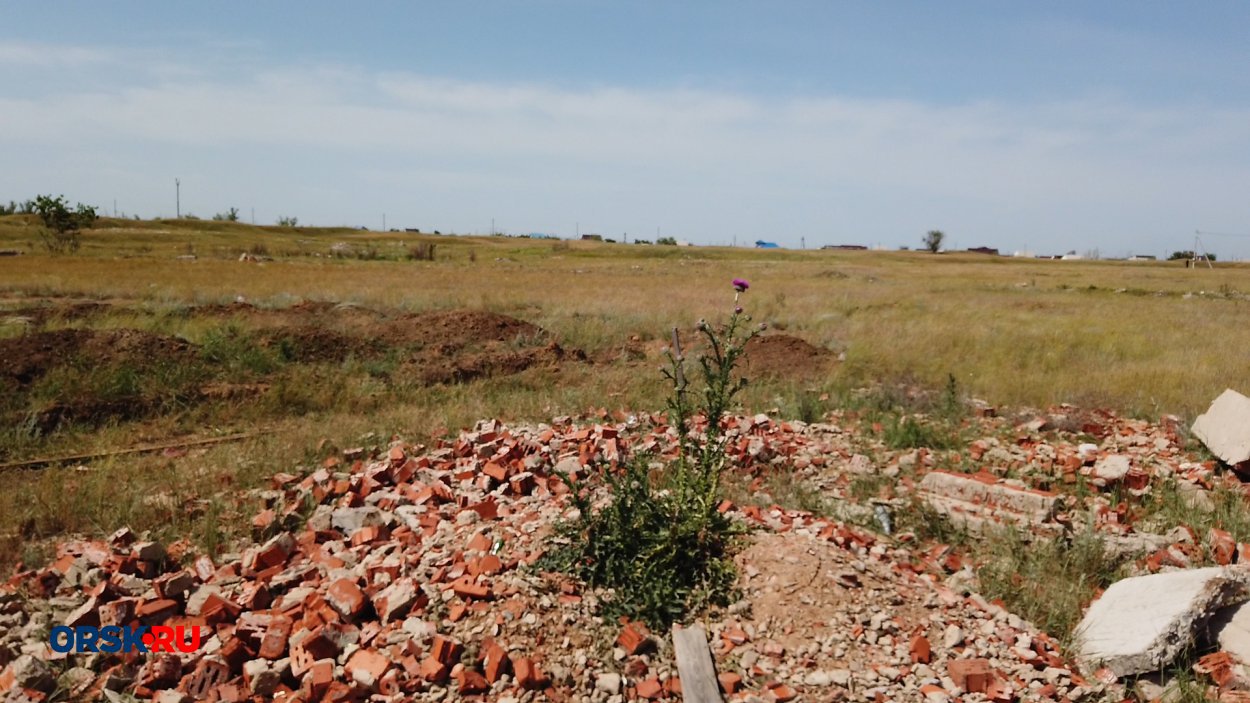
[346,649,392,689]
[454,667,489,694]
[635,676,664,699]
[483,640,511,683]
[1210,528,1237,566]
[451,577,491,600]
[768,683,798,702]
[325,578,366,618]
[471,554,504,576]
[419,657,449,683]
[909,634,932,664]
[949,658,995,694]
[430,635,463,665]
[616,622,652,654]
[718,672,743,694]
[135,598,179,625]
[512,656,548,690]
[306,659,335,699]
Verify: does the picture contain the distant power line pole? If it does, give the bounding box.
[175,178,181,218]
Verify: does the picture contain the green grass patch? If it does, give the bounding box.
[976,527,1128,642]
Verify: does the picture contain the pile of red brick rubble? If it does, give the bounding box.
[0,400,1245,702]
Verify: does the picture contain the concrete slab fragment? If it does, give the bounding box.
[1076,567,1250,677]
[1192,389,1250,466]
[1213,601,1250,663]
[917,471,1062,533]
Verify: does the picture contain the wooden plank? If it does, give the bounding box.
[672,624,723,703]
[0,431,263,471]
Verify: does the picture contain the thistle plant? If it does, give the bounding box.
[543,279,762,627]
[662,277,765,524]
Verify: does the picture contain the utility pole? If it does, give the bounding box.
[175,178,181,218]
[113,199,117,217]
[383,213,386,231]
[491,218,495,235]
[251,207,255,225]
[801,236,806,250]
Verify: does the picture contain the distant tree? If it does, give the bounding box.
[276,215,298,227]
[923,230,945,253]
[34,195,97,254]
[0,199,35,215]
[213,207,240,222]
[34,196,96,253]
[1168,250,1216,261]
[657,236,677,245]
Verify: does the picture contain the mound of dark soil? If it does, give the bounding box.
[383,310,545,349]
[0,329,198,388]
[410,341,586,385]
[741,334,833,379]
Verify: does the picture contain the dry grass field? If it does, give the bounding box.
[1,214,1247,571]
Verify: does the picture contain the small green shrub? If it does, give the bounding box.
[34,194,97,254]
[544,278,762,628]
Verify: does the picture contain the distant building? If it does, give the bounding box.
[821,244,867,250]
[755,240,780,248]
[1128,254,1157,261]
[966,247,1000,256]
[580,234,603,242]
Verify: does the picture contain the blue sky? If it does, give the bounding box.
[3,1,1249,257]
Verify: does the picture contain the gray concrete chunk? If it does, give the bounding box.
[1213,601,1250,664]
[1076,567,1250,677]
[917,470,1062,533]
[1192,389,1250,466]
[331,506,384,537]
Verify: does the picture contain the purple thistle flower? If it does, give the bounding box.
[732,278,749,292]
[734,306,743,314]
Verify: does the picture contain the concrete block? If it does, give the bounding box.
[918,471,1061,533]
[1213,601,1250,664]
[1192,389,1250,466]
[1076,566,1250,677]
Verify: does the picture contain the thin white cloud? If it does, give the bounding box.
[0,40,117,67]
[1,39,1248,255]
